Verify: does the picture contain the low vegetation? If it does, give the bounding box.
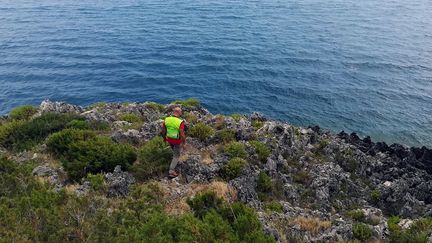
[216,128,236,144]
[130,136,172,181]
[249,140,271,162]
[8,105,38,120]
[220,157,247,180]
[173,98,200,107]
[46,129,136,181]
[388,216,432,243]
[224,141,247,158]
[118,113,142,123]
[188,122,215,141]
[352,223,373,241]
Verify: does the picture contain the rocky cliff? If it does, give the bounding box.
[1,99,431,242]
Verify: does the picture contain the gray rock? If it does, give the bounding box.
[105,165,135,197]
[111,129,142,145]
[75,181,91,196]
[39,100,83,114]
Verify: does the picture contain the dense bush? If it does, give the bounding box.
[64,136,136,181]
[251,120,264,130]
[118,113,142,123]
[85,173,106,192]
[187,191,275,243]
[257,171,272,194]
[220,157,247,180]
[188,122,215,141]
[130,136,173,180]
[187,191,224,219]
[388,216,432,243]
[47,129,136,181]
[66,119,110,131]
[216,129,236,144]
[0,113,83,151]
[47,129,96,156]
[184,112,198,124]
[0,156,276,242]
[9,105,38,120]
[173,98,200,107]
[347,209,366,222]
[352,223,373,241]
[224,141,247,158]
[249,140,271,162]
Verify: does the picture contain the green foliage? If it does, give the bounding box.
[220,158,247,180]
[0,113,83,152]
[173,98,200,107]
[293,170,311,185]
[188,122,215,141]
[257,172,272,193]
[265,202,284,213]
[0,155,274,243]
[251,120,264,130]
[186,192,275,243]
[184,112,198,124]
[224,141,247,158]
[230,113,242,122]
[187,191,224,219]
[216,129,236,143]
[145,102,165,111]
[118,113,142,123]
[130,136,172,181]
[347,209,365,222]
[388,216,432,243]
[47,129,136,181]
[249,140,271,162]
[370,189,381,203]
[352,223,373,241]
[9,105,38,120]
[0,120,24,147]
[66,119,89,129]
[85,173,105,192]
[46,129,96,157]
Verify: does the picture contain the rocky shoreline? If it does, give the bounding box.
[1,99,432,242]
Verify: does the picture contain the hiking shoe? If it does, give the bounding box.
[169,171,179,178]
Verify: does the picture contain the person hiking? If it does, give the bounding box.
[161,106,186,178]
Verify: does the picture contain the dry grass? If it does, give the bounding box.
[292,216,332,236]
[214,115,225,129]
[162,180,237,215]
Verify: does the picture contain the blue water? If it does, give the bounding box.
[0,0,431,147]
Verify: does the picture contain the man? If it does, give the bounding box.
[161,106,186,178]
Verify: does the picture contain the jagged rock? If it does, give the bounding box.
[39,100,83,114]
[230,169,261,209]
[75,181,91,196]
[112,121,132,129]
[177,154,221,183]
[140,120,163,142]
[32,164,63,186]
[250,112,267,122]
[105,165,135,197]
[111,129,142,145]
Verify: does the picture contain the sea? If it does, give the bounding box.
[0,0,431,147]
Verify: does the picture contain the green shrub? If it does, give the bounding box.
[249,140,270,162]
[251,120,264,130]
[9,105,38,120]
[293,170,311,184]
[173,98,200,107]
[66,119,110,131]
[46,129,96,157]
[188,122,215,141]
[230,113,242,122]
[130,136,172,180]
[86,173,105,192]
[216,129,236,143]
[265,202,284,213]
[0,120,24,147]
[352,223,373,241]
[224,141,247,158]
[184,112,198,124]
[347,209,365,222]
[118,113,142,123]
[388,216,432,243]
[370,189,381,203]
[221,158,247,180]
[63,136,136,181]
[187,191,224,219]
[0,113,83,151]
[257,172,272,194]
[145,102,165,111]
